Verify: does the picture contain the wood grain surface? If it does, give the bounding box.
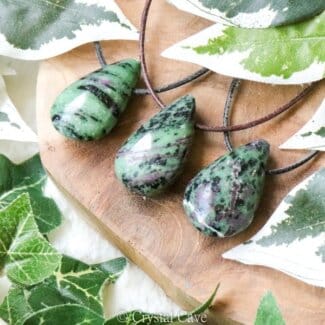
[36,1,325,324]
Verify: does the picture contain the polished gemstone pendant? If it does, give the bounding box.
[183,140,270,237]
[51,59,140,141]
[115,95,195,197]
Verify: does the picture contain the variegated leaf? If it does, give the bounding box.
[167,0,325,28]
[23,305,104,325]
[0,256,126,324]
[27,256,127,316]
[162,12,325,85]
[0,194,62,286]
[0,154,62,234]
[223,169,325,288]
[280,99,325,151]
[0,0,138,60]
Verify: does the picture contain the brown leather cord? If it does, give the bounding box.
[94,41,107,67]
[94,42,210,95]
[134,67,210,95]
[139,0,165,109]
[222,79,319,175]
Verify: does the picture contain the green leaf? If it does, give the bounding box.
[0,0,126,50]
[1,291,105,324]
[0,287,32,325]
[23,304,105,325]
[27,256,127,316]
[105,284,219,324]
[0,193,62,286]
[169,0,325,28]
[162,12,325,84]
[0,0,138,60]
[0,154,62,233]
[0,257,126,324]
[254,292,285,325]
[193,14,324,78]
[93,257,127,282]
[257,169,325,262]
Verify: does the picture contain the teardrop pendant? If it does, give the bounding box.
[115,95,196,197]
[183,140,270,237]
[51,59,140,141]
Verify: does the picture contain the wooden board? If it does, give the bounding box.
[36,1,325,323]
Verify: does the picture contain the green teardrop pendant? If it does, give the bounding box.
[183,140,270,237]
[115,95,195,197]
[51,59,140,141]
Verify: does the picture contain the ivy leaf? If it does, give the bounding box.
[168,0,325,28]
[0,154,62,234]
[255,292,285,325]
[0,287,32,325]
[0,193,62,286]
[0,0,138,60]
[105,284,219,324]
[92,258,127,280]
[27,256,127,316]
[1,295,106,324]
[223,169,325,288]
[280,99,325,151]
[162,12,325,85]
[23,304,105,325]
[0,257,126,324]
[0,76,37,142]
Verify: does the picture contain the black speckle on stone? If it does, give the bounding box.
[89,115,101,122]
[64,126,85,141]
[236,198,245,207]
[52,114,61,122]
[74,112,87,121]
